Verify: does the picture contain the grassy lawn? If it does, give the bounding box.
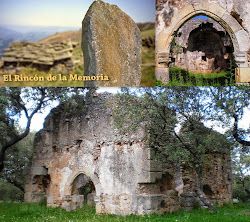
[0,202,250,222]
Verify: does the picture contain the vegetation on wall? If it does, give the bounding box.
[113,87,250,208]
[156,67,236,86]
[0,87,249,210]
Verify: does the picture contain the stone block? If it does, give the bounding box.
[222,13,242,33]
[156,32,170,52]
[2,56,17,62]
[143,159,162,172]
[47,194,53,205]
[62,201,73,212]
[96,204,102,214]
[208,3,227,18]
[32,166,48,176]
[194,1,210,12]
[54,52,72,61]
[235,68,250,83]
[147,148,155,160]
[139,171,162,183]
[136,194,166,215]
[82,0,141,87]
[175,5,194,24]
[234,30,249,52]
[156,67,169,84]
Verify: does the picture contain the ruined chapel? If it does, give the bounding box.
[24,94,232,215]
[156,0,250,84]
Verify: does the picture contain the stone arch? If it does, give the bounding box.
[64,168,101,196]
[62,168,102,212]
[156,1,250,83]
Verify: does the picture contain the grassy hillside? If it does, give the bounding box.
[40,30,81,43]
[0,202,250,222]
[141,28,155,38]
[137,22,155,31]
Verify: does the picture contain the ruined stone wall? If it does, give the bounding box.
[156,0,250,83]
[25,94,232,215]
[179,153,232,207]
[172,18,234,73]
[24,94,157,215]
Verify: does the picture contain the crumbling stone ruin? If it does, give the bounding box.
[171,18,234,73]
[82,0,142,87]
[1,41,75,74]
[24,94,232,215]
[156,0,250,84]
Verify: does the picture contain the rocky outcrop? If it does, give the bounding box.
[1,41,74,73]
[82,0,142,87]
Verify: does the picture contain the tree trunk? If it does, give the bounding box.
[0,147,6,172]
[0,120,31,172]
[196,167,216,213]
[233,114,250,146]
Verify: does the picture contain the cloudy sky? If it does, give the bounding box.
[0,0,155,27]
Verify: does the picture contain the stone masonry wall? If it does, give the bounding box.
[25,94,232,215]
[172,18,234,73]
[1,41,74,74]
[156,0,250,83]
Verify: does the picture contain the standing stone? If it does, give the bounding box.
[82,0,142,87]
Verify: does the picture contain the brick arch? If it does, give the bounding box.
[156,1,249,83]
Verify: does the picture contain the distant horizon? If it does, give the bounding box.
[0,0,155,27]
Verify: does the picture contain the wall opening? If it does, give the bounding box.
[32,174,51,202]
[170,16,234,74]
[158,172,175,194]
[71,173,96,208]
[203,184,214,197]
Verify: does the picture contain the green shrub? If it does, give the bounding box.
[0,180,24,202]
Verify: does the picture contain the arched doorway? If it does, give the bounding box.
[156,1,250,83]
[63,169,101,212]
[169,16,235,74]
[71,173,96,208]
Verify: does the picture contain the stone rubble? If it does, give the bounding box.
[1,41,74,73]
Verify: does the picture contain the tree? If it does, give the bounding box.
[113,87,233,211]
[232,145,250,201]
[0,130,35,193]
[208,87,250,146]
[0,87,92,172]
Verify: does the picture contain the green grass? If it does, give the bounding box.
[164,66,236,86]
[0,202,250,222]
[141,45,155,87]
[141,29,155,38]
[141,66,156,87]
